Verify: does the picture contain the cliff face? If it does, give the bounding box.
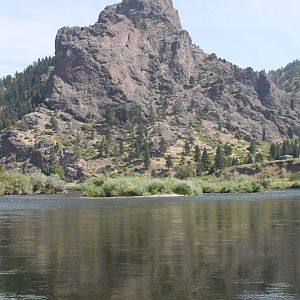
[44,0,299,138]
[0,0,300,179]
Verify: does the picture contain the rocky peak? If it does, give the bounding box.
[99,0,181,33]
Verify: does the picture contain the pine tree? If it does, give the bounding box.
[105,107,114,128]
[143,142,151,169]
[159,137,167,156]
[224,143,233,156]
[214,147,225,170]
[119,140,124,157]
[166,155,173,169]
[255,153,264,162]
[269,143,277,160]
[248,141,257,154]
[189,76,196,87]
[202,147,211,172]
[246,153,254,164]
[194,145,201,163]
[196,161,204,177]
[184,141,191,156]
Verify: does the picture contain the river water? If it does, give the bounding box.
[0,191,300,299]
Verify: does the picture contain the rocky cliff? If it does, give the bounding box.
[0,0,299,180]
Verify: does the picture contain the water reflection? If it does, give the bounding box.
[0,194,299,299]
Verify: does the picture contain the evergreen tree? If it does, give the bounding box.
[119,140,125,157]
[194,145,201,163]
[246,153,254,164]
[98,140,105,158]
[214,147,225,170]
[202,147,211,172]
[196,161,204,177]
[292,141,300,157]
[159,137,167,156]
[232,157,239,166]
[0,56,55,129]
[224,143,233,156]
[262,128,266,141]
[248,141,257,154]
[269,143,277,160]
[134,140,141,159]
[166,155,174,169]
[255,153,264,163]
[143,142,151,168]
[105,107,115,128]
[189,76,196,86]
[184,141,191,156]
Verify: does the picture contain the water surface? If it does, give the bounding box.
[0,191,300,299]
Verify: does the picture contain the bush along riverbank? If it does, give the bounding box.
[82,176,269,198]
[0,172,65,196]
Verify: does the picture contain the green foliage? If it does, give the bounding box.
[290,172,300,182]
[201,147,211,172]
[269,138,300,160]
[184,141,191,156]
[189,76,196,87]
[194,145,201,163]
[143,142,151,168]
[44,164,65,180]
[0,57,55,129]
[0,172,32,195]
[159,137,167,156]
[214,147,225,170]
[248,141,257,154]
[30,172,64,194]
[50,115,59,131]
[270,60,300,92]
[83,177,202,197]
[0,171,64,195]
[45,174,65,194]
[224,143,233,156]
[83,175,268,198]
[200,177,266,193]
[174,162,195,180]
[166,155,174,169]
[255,153,264,163]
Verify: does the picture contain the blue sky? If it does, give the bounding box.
[1,0,300,77]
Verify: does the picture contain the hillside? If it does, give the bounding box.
[0,0,300,181]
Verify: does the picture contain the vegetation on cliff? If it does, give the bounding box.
[0,57,55,129]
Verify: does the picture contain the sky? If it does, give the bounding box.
[0,0,300,77]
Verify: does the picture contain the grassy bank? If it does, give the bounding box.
[0,172,65,196]
[83,176,268,198]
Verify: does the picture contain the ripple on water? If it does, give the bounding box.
[0,270,19,275]
[0,294,47,300]
[239,283,298,300]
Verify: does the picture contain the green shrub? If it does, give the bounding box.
[0,172,32,195]
[31,172,47,193]
[290,182,300,189]
[290,172,300,182]
[45,175,65,194]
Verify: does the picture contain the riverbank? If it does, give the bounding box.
[82,176,269,198]
[1,171,299,198]
[0,171,65,196]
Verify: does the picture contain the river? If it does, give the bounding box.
[0,190,300,299]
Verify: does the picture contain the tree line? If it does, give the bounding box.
[0,56,55,129]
